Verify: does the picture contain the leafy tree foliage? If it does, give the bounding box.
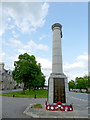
[75,76,88,91]
[88,72,90,88]
[68,75,89,91]
[12,53,45,92]
[68,80,76,91]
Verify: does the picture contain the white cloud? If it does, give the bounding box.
[0,51,6,62]
[39,34,47,40]
[3,2,49,33]
[19,40,49,52]
[37,57,52,69]
[0,51,20,70]
[37,44,49,51]
[63,53,88,81]
[0,3,6,36]
[64,53,88,71]
[12,30,19,38]
[4,38,49,54]
[77,53,88,61]
[65,70,88,82]
[9,38,23,48]
[64,62,84,71]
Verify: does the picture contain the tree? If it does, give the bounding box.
[83,75,88,90]
[68,75,89,92]
[87,72,90,89]
[88,75,90,88]
[12,53,45,92]
[68,80,76,91]
[75,76,88,91]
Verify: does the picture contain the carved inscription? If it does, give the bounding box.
[54,78,66,103]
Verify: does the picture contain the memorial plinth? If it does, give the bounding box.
[48,23,68,104]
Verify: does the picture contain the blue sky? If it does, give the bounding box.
[0,2,88,85]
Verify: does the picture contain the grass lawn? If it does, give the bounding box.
[31,104,43,108]
[1,89,48,98]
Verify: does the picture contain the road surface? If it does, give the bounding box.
[2,96,47,118]
[0,89,23,94]
[1,92,88,118]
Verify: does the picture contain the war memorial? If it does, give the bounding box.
[48,23,69,104]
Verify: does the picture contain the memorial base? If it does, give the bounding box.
[48,73,69,104]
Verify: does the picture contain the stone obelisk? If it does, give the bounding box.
[48,23,68,104]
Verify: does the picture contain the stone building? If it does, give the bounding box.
[0,62,16,90]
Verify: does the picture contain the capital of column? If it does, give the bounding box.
[52,23,62,31]
[52,23,62,38]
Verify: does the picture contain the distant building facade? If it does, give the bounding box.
[0,62,16,90]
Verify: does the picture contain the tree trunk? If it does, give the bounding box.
[69,88,70,91]
[86,88,88,92]
[23,87,25,94]
[80,89,82,92]
[23,83,26,94]
[29,87,31,92]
